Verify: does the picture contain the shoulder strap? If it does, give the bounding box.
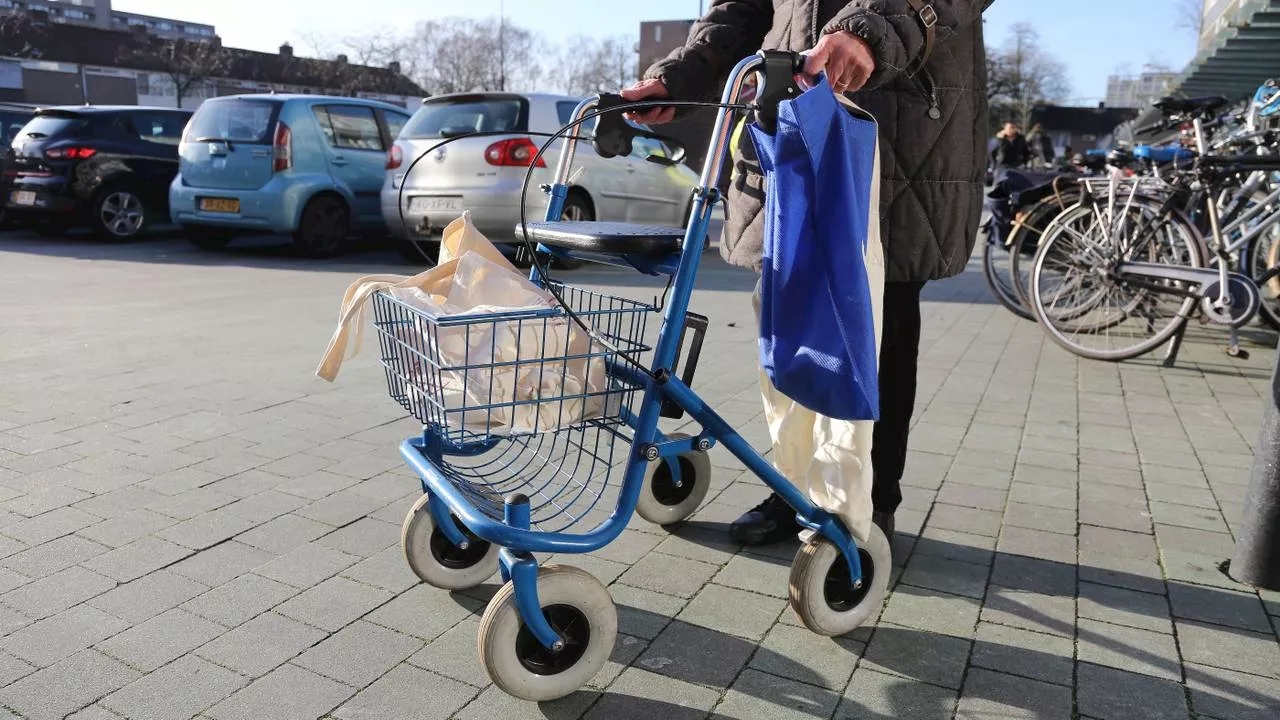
[903,0,938,78]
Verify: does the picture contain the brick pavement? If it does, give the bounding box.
[0,231,1277,719]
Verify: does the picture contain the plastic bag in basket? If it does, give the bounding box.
[316,212,614,435]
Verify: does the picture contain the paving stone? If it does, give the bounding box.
[1080,525,1158,562]
[102,655,247,720]
[981,586,1076,638]
[1,604,129,668]
[1079,481,1148,508]
[236,513,334,555]
[970,621,1074,687]
[181,572,299,626]
[87,569,209,625]
[997,526,1078,564]
[147,487,238,520]
[0,565,115,620]
[913,527,996,567]
[1174,619,1280,678]
[0,649,141,720]
[1145,482,1218,508]
[926,503,1003,537]
[1160,549,1241,590]
[332,664,474,720]
[712,552,791,599]
[618,552,719,599]
[295,620,422,687]
[81,534,191,582]
[76,508,177,549]
[1184,662,1280,720]
[653,525,740,567]
[675,583,782,641]
[835,667,958,720]
[587,667,719,719]
[900,553,988,599]
[589,633,648,691]
[1,506,99,545]
[637,620,754,689]
[611,583,685,640]
[955,667,1072,720]
[1,485,90,518]
[195,612,328,677]
[989,555,1075,596]
[168,540,273,587]
[879,584,981,638]
[1002,502,1076,536]
[295,487,387,527]
[366,584,477,641]
[936,483,1008,512]
[1079,500,1153,534]
[749,623,862,692]
[1078,581,1172,633]
[453,685,598,720]
[546,553,630,587]
[1078,549,1166,595]
[1077,663,1190,720]
[0,651,35,686]
[1077,618,1182,680]
[405,616,485,687]
[273,470,362,499]
[314,517,398,558]
[156,509,259,550]
[206,663,355,720]
[1149,501,1228,533]
[274,576,393,632]
[96,607,225,672]
[1168,581,1273,633]
[338,545,419,593]
[861,623,971,689]
[713,668,841,720]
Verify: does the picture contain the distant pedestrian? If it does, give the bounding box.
[993,122,1031,169]
[1028,123,1055,167]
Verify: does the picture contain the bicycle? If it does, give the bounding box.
[369,51,891,701]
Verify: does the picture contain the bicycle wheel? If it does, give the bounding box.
[1009,189,1081,311]
[982,227,1034,320]
[1242,194,1280,331]
[1030,198,1206,361]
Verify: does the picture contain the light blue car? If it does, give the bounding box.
[170,94,412,257]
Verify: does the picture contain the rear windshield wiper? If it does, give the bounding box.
[24,132,47,139]
[193,137,236,150]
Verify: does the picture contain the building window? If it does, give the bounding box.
[654,25,662,43]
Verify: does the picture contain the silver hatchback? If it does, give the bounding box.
[381,92,703,262]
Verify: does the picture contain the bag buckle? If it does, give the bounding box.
[919,3,938,27]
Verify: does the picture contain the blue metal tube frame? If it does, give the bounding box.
[403,52,865,648]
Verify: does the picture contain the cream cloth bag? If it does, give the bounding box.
[316,213,611,435]
[754,94,887,545]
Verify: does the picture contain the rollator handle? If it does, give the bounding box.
[591,94,687,165]
[754,51,807,134]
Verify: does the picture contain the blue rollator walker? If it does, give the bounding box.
[373,51,891,701]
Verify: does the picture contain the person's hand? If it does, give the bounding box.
[804,31,876,94]
[620,79,676,125]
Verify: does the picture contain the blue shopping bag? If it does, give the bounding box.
[749,76,880,421]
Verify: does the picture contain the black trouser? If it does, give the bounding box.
[870,280,926,515]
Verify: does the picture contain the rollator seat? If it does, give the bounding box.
[515,221,684,257]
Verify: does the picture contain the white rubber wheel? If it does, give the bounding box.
[478,565,617,702]
[402,493,500,590]
[634,433,712,526]
[788,525,892,636]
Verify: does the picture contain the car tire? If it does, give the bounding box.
[91,187,149,241]
[293,195,349,258]
[187,227,233,251]
[394,236,440,265]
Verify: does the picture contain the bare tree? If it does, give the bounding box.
[560,35,638,96]
[1173,0,1204,36]
[986,23,1070,131]
[120,39,228,107]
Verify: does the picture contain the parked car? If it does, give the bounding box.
[383,92,701,263]
[2,105,191,239]
[170,94,412,257]
[0,102,37,227]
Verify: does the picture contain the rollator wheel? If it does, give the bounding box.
[477,565,617,701]
[788,524,891,636]
[634,433,712,526]
[402,494,500,590]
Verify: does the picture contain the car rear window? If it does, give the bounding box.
[402,96,527,138]
[128,112,189,146]
[12,115,84,147]
[185,99,278,144]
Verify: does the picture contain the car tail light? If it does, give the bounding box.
[484,138,546,168]
[44,147,97,160]
[386,144,403,170]
[273,121,292,172]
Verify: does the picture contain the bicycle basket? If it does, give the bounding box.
[372,283,652,448]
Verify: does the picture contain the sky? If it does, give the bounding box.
[116,0,1202,104]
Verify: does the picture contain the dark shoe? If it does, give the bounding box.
[873,511,895,540]
[729,493,800,546]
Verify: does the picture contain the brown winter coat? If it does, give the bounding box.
[645,0,990,282]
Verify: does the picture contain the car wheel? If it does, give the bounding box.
[187,227,233,251]
[92,187,148,241]
[293,195,349,258]
[394,237,440,265]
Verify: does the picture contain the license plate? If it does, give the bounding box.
[11,191,35,206]
[199,197,240,213]
[408,196,462,213]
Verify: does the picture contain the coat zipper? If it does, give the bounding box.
[811,0,819,48]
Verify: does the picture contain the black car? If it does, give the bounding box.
[0,102,37,226]
[2,106,192,239]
